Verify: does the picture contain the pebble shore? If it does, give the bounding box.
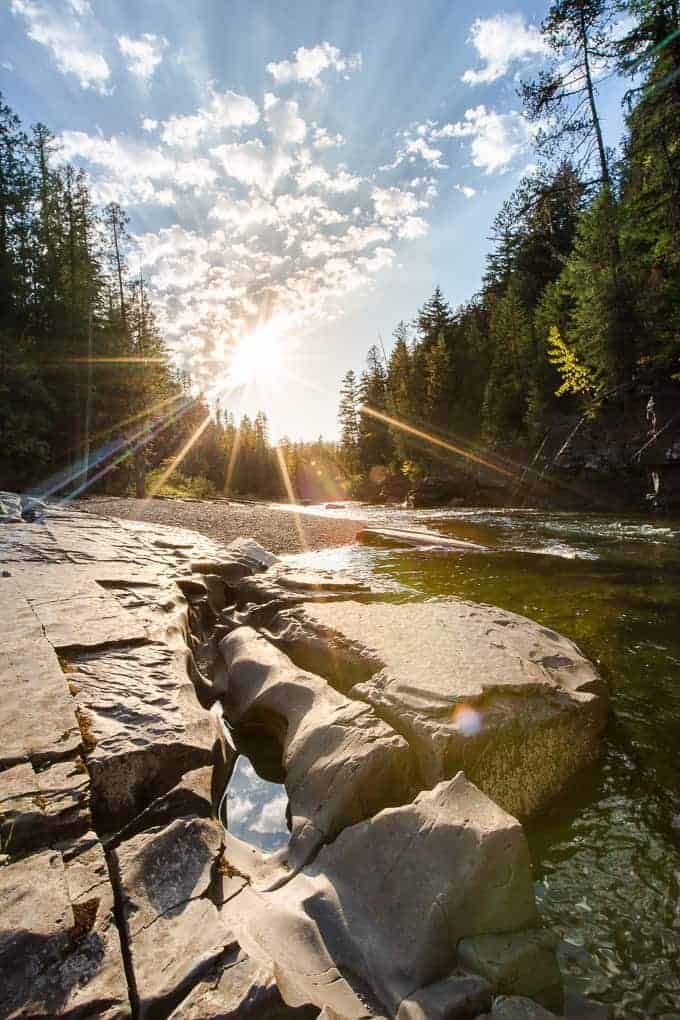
[77,495,366,555]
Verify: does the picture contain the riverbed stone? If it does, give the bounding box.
[1,501,581,1019]
[457,931,562,1011]
[478,997,560,1019]
[267,597,608,818]
[217,626,414,870]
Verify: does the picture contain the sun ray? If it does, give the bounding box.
[358,404,519,481]
[274,445,308,552]
[224,429,242,496]
[51,397,198,503]
[146,416,212,499]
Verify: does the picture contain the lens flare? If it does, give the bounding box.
[451,703,482,737]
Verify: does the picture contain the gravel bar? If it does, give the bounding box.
[76,496,366,556]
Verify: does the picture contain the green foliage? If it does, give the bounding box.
[145,465,217,500]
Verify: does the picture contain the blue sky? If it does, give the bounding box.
[1,0,629,439]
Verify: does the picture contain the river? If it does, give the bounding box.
[236,502,680,1018]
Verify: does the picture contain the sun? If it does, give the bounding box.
[228,320,287,388]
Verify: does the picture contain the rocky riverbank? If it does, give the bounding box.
[0,494,610,1019]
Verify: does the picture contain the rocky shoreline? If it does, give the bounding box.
[0,495,610,1019]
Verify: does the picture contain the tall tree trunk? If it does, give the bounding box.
[578,5,610,188]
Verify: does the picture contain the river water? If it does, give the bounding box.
[245,503,680,1017]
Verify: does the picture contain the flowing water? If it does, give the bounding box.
[276,503,680,1018]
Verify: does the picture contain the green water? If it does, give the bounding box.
[287,506,680,1018]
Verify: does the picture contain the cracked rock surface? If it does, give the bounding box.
[0,496,609,1019]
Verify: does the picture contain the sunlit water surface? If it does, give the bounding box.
[278,503,680,1018]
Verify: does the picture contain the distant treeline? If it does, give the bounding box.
[338,0,680,487]
[0,97,343,502]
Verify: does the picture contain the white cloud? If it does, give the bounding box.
[54,54,449,396]
[463,13,548,86]
[227,793,255,825]
[267,41,361,85]
[382,128,447,171]
[211,139,293,193]
[397,216,429,240]
[448,105,539,174]
[161,89,260,148]
[10,0,111,92]
[1,60,14,72]
[251,793,288,834]
[118,33,168,81]
[312,126,345,149]
[455,183,477,198]
[372,185,424,222]
[404,136,446,168]
[56,130,217,204]
[296,163,362,193]
[264,94,306,146]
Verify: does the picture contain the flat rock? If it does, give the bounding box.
[111,814,244,1019]
[0,759,90,853]
[0,577,81,769]
[67,640,213,830]
[0,834,129,1019]
[271,598,608,818]
[217,627,414,871]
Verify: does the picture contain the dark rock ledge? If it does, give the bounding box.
[0,494,609,1019]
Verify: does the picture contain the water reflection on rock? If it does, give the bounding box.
[225,756,289,853]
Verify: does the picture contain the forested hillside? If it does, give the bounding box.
[339,0,680,500]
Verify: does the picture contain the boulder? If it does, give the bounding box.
[232,774,542,1017]
[262,598,607,818]
[217,627,414,870]
[457,931,562,1011]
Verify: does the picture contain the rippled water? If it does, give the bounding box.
[284,504,680,1018]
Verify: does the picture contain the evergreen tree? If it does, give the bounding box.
[338,370,360,474]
